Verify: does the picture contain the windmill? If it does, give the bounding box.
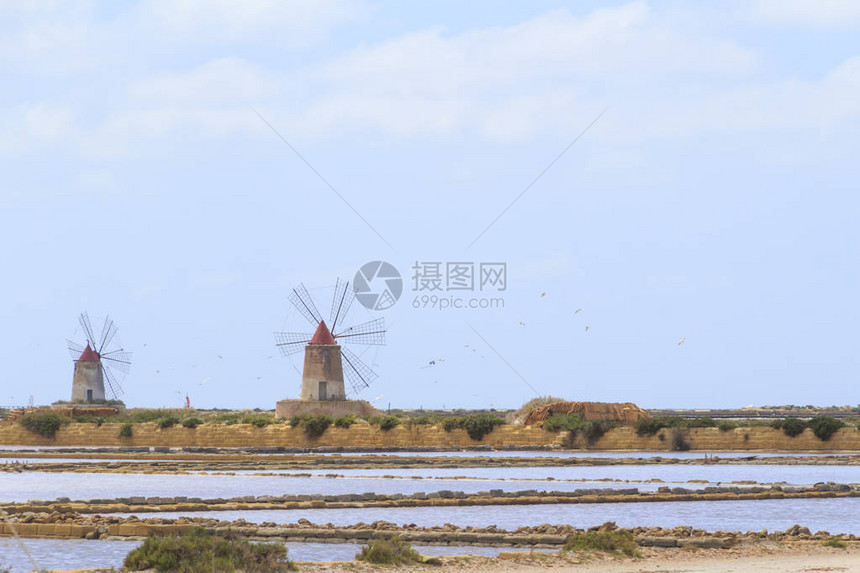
[274,279,385,400]
[66,312,131,402]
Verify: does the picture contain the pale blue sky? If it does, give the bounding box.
[1,1,858,410]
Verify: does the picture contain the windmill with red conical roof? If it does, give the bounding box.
[274,279,385,402]
[67,312,132,402]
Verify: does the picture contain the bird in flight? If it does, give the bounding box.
[585,325,590,332]
[519,321,525,326]
[678,337,685,346]
[575,308,583,314]
[540,292,546,298]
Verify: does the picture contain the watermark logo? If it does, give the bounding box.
[354,260,507,311]
[354,261,403,310]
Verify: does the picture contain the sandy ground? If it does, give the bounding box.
[296,544,860,573]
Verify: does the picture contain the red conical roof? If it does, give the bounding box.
[309,320,336,345]
[78,344,100,362]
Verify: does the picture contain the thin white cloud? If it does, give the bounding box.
[132,0,371,43]
[749,0,860,27]
[304,2,758,139]
[0,103,75,154]
[2,1,859,161]
[130,58,279,105]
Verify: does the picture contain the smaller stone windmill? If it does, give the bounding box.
[66,313,131,402]
[273,279,384,418]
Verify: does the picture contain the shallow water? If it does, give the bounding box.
[0,471,666,502]
[111,496,860,534]
[0,445,847,459]
[2,462,858,503]
[328,450,844,459]
[305,463,860,484]
[0,536,517,572]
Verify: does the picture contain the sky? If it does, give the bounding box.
[1,0,858,411]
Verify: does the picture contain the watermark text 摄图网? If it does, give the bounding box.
[412,294,505,311]
[410,261,507,311]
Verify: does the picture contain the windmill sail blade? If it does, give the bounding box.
[101,351,132,374]
[98,316,119,354]
[67,340,86,360]
[329,278,355,334]
[274,332,313,357]
[288,284,323,327]
[334,317,385,345]
[102,363,125,400]
[341,346,378,394]
[79,312,97,348]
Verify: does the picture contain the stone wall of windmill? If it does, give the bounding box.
[300,344,346,401]
[71,346,106,403]
[298,321,347,402]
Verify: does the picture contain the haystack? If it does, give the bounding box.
[523,401,648,427]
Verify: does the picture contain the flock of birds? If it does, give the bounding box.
[418,292,687,375]
[139,290,687,406]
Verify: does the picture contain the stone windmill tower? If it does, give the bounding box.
[67,313,132,403]
[274,280,385,418]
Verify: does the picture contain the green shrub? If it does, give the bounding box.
[634,417,670,436]
[18,412,67,438]
[356,536,422,565]
[119,423,133,438]
[718,420,738,432]
[670,427,690,451]
[123,527,295,572]
[158,416,180,429]
[822,536,846,548]
[378,415,401,431]
[288,415,302,428]
[562,530,641,557]
[580,419,615,445]
[544,413,585,433]
[808,416,845,441]
[459,413,504,441]
[216,413,242,425]
[774,418,807,437]
[686,417,717,428]
[242,414,277,428]
[127,409,168,423]
[441,417,462,432]
[303,415,333,438]
[334,415,356,428]
[182,417,202,429]
[73,415,107,426]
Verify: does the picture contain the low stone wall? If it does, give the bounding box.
[3,483,857,517]
[0,519,853,548]
[587,426,860,451]
[0,421,858,450]
[0,422,559,448]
